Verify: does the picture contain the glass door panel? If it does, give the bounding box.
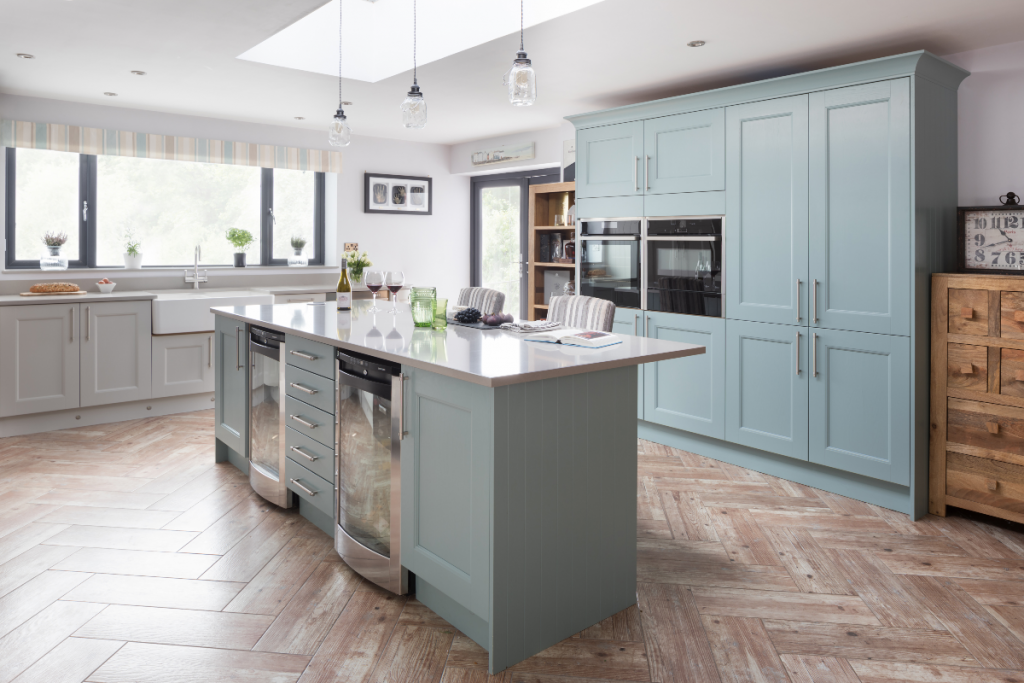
[249,351,282,478]
[646,238,723,316]
[580,239,641,308]
[479,185,522,317]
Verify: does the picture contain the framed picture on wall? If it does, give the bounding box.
[364,173,432,215]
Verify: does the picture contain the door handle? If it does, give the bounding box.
[634,156,639,191]
[208,336,212,368]
[82,199,88,223]
[398,373,409,437]
[812,279,819,324]
[86,306,90,341]
[289,478,317,496]
[290,446,318,462]
[645,155,650,191]
[987,421,1000,435]
[289,382,318,395]
[796,279,801,321]
[70,307,74,342]
[235,327,242,370]
[290,414,318,429]
[645,314,650,336]
[812,332,818,377]
[289,350,318,361]
[796,332,801,375]
[633,314,638,336]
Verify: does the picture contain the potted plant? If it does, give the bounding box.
[288,236,308,267]
[40,231,69,270]
[124,230,143,269]
[226,228,255,267]
[345,250,372,285]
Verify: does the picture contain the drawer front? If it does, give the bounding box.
[285,364,335,415]
[948,289,989,336]
[947,343,988,393]
[1003,292,1024,339]
[1002,348,1024,399]
[946,450,1024,516]
[947,397,1024,461]
[285,426,334,483]
[285,335,335,379]
[285,457,334,520]
[285,395,334,448]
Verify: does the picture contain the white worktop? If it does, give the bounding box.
[212,300,704,387]
[0,290,158,306]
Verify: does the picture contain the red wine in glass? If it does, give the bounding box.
[366,283,383,293]
[386,284,403,294]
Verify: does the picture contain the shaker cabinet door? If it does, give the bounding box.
[643,312,725,439]
[0,304,80,417]
[725,95,809,326]
[809,79,911,336]
[215,315,248,455]
[643,108,725,195]
[809,328,910,485]
[612,308,644,419]
[576,121,644,199]
[152,332,214,398]
[80,301,152,407]
[725,319,808,461]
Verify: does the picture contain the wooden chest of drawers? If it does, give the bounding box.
[932,274,1024,523]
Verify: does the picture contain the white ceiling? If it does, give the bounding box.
[1,0,1024,146]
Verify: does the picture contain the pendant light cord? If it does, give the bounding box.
[337,0,343,109]
[520,0,524,51]
[413,0,418,86]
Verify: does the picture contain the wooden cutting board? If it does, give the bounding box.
[19,290,88,296]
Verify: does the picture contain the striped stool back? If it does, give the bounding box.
[456,287,506,315]
[547,295,616,332]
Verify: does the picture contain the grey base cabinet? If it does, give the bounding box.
[0,303,80,417]
[152,332,215,398]
[215,315,247,456]
[611,308,644,419]
[80,301,152,408]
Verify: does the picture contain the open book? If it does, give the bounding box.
[524,328,622,348]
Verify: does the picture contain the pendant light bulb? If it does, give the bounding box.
[505,0,536,106]
[328,0,352,147]
[400,0,427,128]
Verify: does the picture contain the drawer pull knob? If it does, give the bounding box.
[289,382,318,395]
[1015,312,1024,323]
[290,414,317,429]
[961,307,974,319]
[290,350,319,361]
[987,479,999,492]
[960,364,974,375]
[987,421,1000,434]
[1016,371,1024,382]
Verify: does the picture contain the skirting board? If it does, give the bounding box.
[638,420,914,517]
[0,392,216,437]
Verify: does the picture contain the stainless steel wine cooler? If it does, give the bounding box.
[248,327,295,509]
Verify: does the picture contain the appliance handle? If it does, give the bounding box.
[290,414,318,429]
[337,367,392,400]
[235,327,242,370]
[289,349,318,361]
[289,478,317,496]
[578,235,641,242]
[645,235,723,242]
[249,338,280,360]
[289,382,318,395]
[398,373,408,437]
[289,446,318,462]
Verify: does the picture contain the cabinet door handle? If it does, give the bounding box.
[796,279,801,321]
[987,478,999,492]
[290,414,317,429]
[70,307,74,342]
[645,314,650,336]
[289,382,318,395]
[633,156,639,191]
[398,374,409,437]
[796,332,801,375]
[812,279,819,324]
[987,421,1000,435]
[208,336,212,368]
[633,314,638,336]
[289,478,317,496]
[86,306,90,341]
[1015,311,1024,323]
[812,333,818,377]
[960,364,974,375]
[289,350,318,361]
[645,155,651,191]
[235,327,242,370]
[290,446,318,462]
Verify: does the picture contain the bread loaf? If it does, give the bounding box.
[29,283,79,293]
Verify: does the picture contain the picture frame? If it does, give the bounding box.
[957,205,1024,275]
[364,173,432,215]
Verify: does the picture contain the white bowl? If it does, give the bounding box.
[97,282,116,293]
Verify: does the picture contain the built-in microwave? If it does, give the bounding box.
[645,217,723,317]
[578,218,642,309]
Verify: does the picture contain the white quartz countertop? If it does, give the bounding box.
[0,290,158,306]
[213,300,705,388]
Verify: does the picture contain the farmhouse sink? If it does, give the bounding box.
[152,289,273,334]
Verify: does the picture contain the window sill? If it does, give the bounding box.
[1,264,338,279]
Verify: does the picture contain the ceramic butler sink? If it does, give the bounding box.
[152,289,273,334]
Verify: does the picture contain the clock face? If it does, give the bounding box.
[965,209,1024,270]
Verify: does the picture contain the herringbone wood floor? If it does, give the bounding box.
[1,412,1024,682]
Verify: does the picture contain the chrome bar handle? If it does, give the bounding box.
[399,374,409,437]
[289,382,318,395]
[70,307,74,342]
[208,335,212,368]
[86,306,90,341]
[634,156,639,191]
[796,332,801,375]
[235,327,242,370]
[645,155,650,190]
[633,313,638,336]
[812,279,819,324]
[289,350,318,361]
[290,446,318,462]
[290,414,317,429]
[796,279,801,321]
[289,478,317,496]
[812,333,818,377]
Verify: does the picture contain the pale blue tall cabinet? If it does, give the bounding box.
[569,51,967,517]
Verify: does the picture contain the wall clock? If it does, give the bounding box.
[958,206,1024,274]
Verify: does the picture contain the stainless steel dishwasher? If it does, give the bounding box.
[248,326,294,508]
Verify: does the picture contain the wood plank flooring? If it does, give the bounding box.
[2,412,1024,681]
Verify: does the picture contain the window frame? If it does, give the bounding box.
[4,147,326,270]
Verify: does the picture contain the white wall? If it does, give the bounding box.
[945,40,1024,206]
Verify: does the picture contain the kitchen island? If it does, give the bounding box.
[212,301,703,674]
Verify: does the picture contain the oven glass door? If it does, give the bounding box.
[646,238,723,316]
[580,238,641,309]
[250,345,283,480]
[337,375,393,558]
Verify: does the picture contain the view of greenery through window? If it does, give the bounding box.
[480,185,521,316]
[272,170,315,260]
[14,148,81,261]
[96,155,262,266]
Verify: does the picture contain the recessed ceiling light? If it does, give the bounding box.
[687,40,706,47]
[294,116,305,120]
[131,70,146,76]
[103,92,118,97]
[16,53,34,59]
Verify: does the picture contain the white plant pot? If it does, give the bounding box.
[124,253,144,270]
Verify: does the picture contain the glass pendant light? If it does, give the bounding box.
[328,0,351,147]
[400,0,427,128]
[504,0,536,106]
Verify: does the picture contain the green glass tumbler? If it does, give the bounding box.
[433,298,448,329]
[410,286,436,328]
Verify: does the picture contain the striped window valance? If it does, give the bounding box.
[0,119,342,173]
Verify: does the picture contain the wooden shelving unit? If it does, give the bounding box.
[527,181,575,320]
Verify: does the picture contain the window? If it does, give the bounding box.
[4,147,325,269]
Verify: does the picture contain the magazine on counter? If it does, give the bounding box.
[524,328,621,348]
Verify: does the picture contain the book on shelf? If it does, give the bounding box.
[524,328,621,348]
[539,234,551,262]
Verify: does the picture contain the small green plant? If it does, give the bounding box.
[124,229,141,257]
[226,228,255,252]
[290,236,308,251]
[42,231,68,247]
[345,250,372,281]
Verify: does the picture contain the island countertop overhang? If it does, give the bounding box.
[212,302,705,388]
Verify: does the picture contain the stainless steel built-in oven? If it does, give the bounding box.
[578,218,643,309]
[645,217,723,317]
[249,327,294,509]
[334,349,407,595]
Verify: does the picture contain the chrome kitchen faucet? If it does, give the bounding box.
[184,245,208,289]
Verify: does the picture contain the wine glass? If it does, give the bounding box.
[364,270,384,312]
[385,271,405,315]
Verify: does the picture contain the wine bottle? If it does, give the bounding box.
[337,258,352,310]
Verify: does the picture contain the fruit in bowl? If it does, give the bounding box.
[96,278,116,294]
